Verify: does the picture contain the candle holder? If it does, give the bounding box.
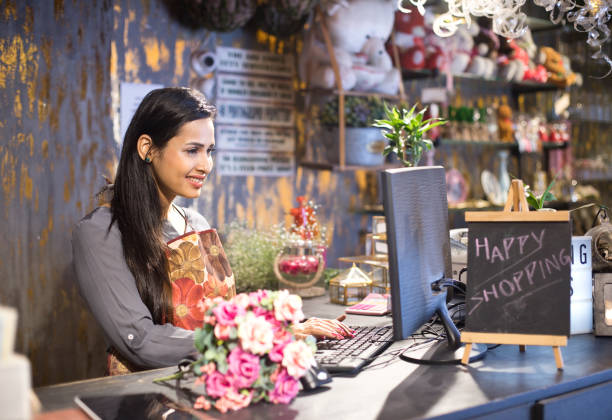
[328,264,373,306]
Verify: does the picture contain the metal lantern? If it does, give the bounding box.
[328,264,373,306]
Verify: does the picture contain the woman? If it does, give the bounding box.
[72,87,352,375]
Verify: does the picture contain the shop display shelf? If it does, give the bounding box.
[511,80,560,94]
[437,139,518,149]
[298,160,402,172]
[542,142,569,150]
[402,69,438,79]
[300,87,402,101]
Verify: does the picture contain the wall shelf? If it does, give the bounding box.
[402,69,439,79]
[510,81,560,94]
[300,88,402,101]
[543,142,569,150]
[438,139,518,149]
[438,139,568,152]
[299,160,401,172]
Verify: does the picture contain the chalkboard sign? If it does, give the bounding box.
[465,221,572,335]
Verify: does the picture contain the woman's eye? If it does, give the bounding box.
[186,148,199,155]
[207,146,217,155]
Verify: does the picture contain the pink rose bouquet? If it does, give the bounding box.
[154,290,316,413]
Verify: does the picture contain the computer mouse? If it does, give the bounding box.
[299,360,332,391]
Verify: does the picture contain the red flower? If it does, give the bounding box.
[172,277,205,330]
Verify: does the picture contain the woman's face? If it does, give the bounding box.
[151,118,215,205]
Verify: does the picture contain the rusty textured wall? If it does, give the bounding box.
[0,0,371,386]
[0,0,114,386]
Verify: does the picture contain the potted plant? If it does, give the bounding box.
[525,177,557,211]
[317,96,388,166]
[373,104,447,167]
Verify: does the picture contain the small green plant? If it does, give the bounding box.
[525,178,557,210]
[319,96,386,127]
[220,222,284,293]
[373,104,447,167]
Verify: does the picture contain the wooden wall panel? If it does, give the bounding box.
[0,0,114,385]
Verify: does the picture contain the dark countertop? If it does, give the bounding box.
[35,296,612,419]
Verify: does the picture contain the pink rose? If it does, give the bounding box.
[269,369,300,404]
[248,290,268,306]
[227,347,260,389]
[269,341,288,363]
[214,323,233,340]
[200,362,216,375]
[213,301,244,326]
[269,328,292,362]
[214,396,230,414]
[282,340,315,379]
[214,390,252,413]
[205,370,233,398]
[273,327,293,345]
[225,389,253,411]
[274,290,304,323]
[193,396,211,410]
[237,313,274,355]
[253,305,279,325]
[234,293,251,309]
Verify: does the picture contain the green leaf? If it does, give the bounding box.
[526,195,540,209]
[194,328,206,353]
[541,191,556,202]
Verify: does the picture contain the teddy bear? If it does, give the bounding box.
[514,28,548,83]
[391,7,427,70]
[299,0,400,95]
[422,11,449,72]
[497,38,528,82]
[353,36,397,92]
[446,26,474,75]
[467,17,499,79]
[538,46,580,88]
[497,104,514,143]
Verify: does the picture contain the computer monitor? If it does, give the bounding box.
[381,166,486,364]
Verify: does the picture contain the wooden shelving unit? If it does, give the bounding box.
[299,6,405,171]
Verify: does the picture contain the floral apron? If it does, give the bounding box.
[107,229,235,375]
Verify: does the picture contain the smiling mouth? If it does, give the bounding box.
[187,176,205,188]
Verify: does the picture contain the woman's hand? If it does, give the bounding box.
[293,315,354,340]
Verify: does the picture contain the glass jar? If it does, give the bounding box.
[274,240,326,296]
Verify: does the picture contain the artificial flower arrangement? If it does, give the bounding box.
[154,289,316,413]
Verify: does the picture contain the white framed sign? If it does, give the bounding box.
[216,99,295,127]
[216,46,294,77]
[216,74,295,104]
[119,82,163,142]
[216,151,295,177]
[216,125,295,152]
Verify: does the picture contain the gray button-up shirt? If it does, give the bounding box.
[72,205,210,369]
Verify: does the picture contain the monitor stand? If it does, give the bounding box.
[399,302,487,365]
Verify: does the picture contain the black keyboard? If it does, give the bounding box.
[315,325,394,373]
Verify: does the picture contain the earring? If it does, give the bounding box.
[144,156,151,163]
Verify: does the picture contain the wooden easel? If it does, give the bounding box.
[461,180,568,370]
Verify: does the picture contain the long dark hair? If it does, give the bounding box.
[111,87,216,324]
